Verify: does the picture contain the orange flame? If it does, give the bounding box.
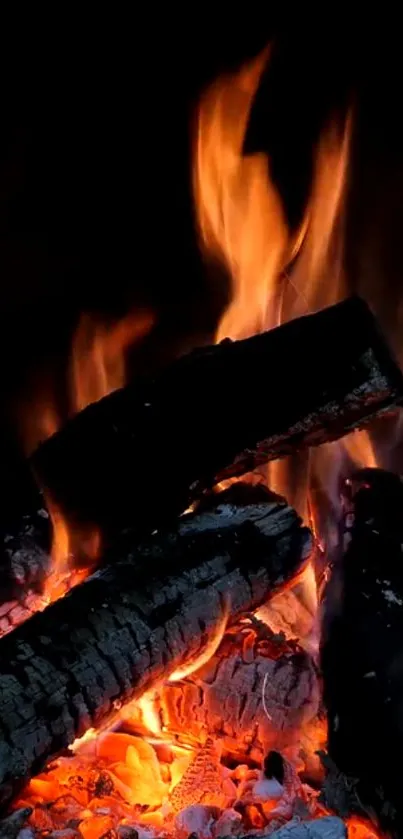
[8,45,386,839]
[42,496,100,603]
[342,429,377,470]
[168,594,230,682]
[35,309,154,602]
[193,46,377,648]
[193,47,376,522]
[193,49,288,341]
[70,310,154,414]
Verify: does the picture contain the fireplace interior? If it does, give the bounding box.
[1,15,403,839]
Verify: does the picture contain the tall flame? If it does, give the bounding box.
[193,49,374,611]
[193,50,288,340]
[35,310,154,601]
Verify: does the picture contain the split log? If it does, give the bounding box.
[321,468,403,838]
[0,484,311,810]
[145,617,319,766]
[31,297,403,539]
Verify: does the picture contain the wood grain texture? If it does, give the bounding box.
[31,297,403,539]
[0,485,311,809]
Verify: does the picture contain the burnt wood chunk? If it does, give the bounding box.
[31,297,403,539]
[0,484,311,810]
[151,617,319,765]
[321,468,403,838]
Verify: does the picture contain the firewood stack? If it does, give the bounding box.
[0,297,401,838]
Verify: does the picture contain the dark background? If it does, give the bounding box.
[0,11,403,464]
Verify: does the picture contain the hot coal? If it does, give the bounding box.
[153,615,320,765]
[0,483,311,810]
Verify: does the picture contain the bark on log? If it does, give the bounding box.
[148,617,319,765]
[31,297,403,539]
[0,484,311,810]
[321,468,403,838]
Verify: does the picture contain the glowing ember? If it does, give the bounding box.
[8,616,383,838]
[169,594,230,682]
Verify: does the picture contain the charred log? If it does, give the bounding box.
[321,468,403,837]
[150,616,319,765]
[0,484,311,810]
[31,297,403,539]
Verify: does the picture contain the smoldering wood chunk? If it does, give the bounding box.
[256,587,316,642]
[0,484,311,811]
[31,297,403,539]
[321,468,403,837]
[157,615,319,764]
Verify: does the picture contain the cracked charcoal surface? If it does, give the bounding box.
[0,485,311,809]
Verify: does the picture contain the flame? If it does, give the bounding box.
[70,310,154,414]
[193,47,358,659]
[32,309,154,603]
[137,692,163,737]
[193,49,288,341]
[342,429,377,469]
[346,817,381,838]
[42,496,100,603]
[193,46,378,537]
[168,594,230,681]
[7,44,386,839]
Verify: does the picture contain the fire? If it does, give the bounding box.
[168,594,230,682]
[4,43,386,839]
[70,310,153,414]
[193,42,377,555]
[42,497,100,603]
[346,817,382,838]
[342,429,377,470]
[33,309,154,602]
[11,617,383,838]
[193,49,288,341]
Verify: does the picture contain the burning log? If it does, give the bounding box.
[0,484,311,810]
[151,616,320,765]
[31,297,403,539]
[321,468,403,838]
